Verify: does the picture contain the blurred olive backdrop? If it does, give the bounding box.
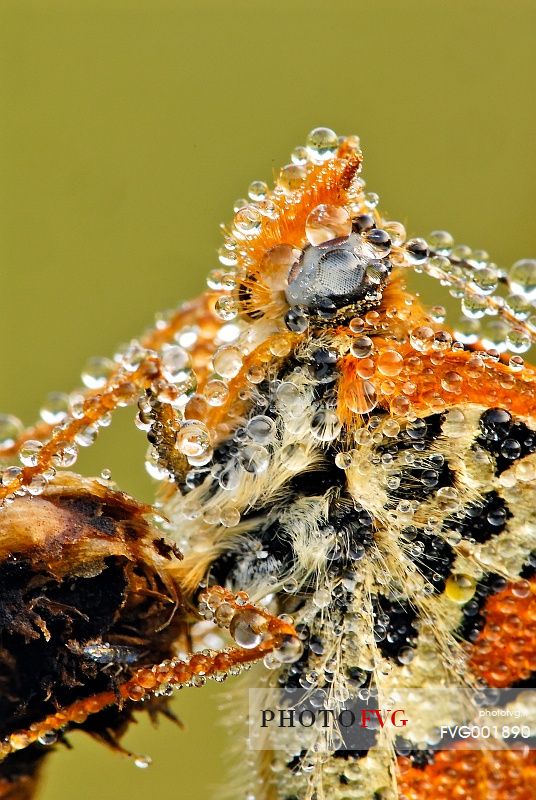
[0,0,534,798]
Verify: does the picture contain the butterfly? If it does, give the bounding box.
[0,127,535,800]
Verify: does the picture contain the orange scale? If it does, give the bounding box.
[469,577,536,687]
[502,617,524,636]
[496,597,518,613]
[397,749,536,800]
[482,626,502,644]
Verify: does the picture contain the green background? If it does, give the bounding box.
[0,1,534,798]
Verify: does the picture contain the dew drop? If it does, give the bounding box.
[161,345,191,384]
[52,441,78,468]
[27,474,47,496]
[471,266,498,295]
[19,440,43,467]
[383,418,400,437]
[214,296,239,321]
[291,145,308,165]
[310,410,342,442]
[305,127,338,163]
[404,238,429,265]
[377,349,403,377]
[234,205,262,236]
[239,443,270,475]
[274,635,304,664]
[313,588,331,608]
[81,356,114,389]
[0,414,24,449]
[205,379,229,407]
[349,317,365,334]
[134,756,152,769]
[509,355,524,372]
[218,461,241,491]
[335,451,354,470]
[428,230,454,252]
[261,244,301,291]
[277,164,306,194]
[176,421,211,458]
[409,326,435,353]
[213,346,243,379]
[229,609,267,648]
[37,731,58,746]
[509,258,536,301]
[500,438,521,460]
[40,392,70,425]
[461,294,488,320]
[305,204,351,246]
[506,328,531,354]
[284,307,309,333]
[220,506,241,527]
[2,465,22,485]
[350,335,374,359]
[445,574,476,604]
[440,371,463,394]
[217,245,238,267]
[207,268,226,290]
[383,220,406,246]
[248,180,268,202]
[246,365,265,384]
[246,415,276,444]
[442,408,466,438]
[505,293,531,320]
[430,305,446,324]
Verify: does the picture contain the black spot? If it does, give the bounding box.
[372,595,418,661]
[403,747,435,769]
[308,347,339,384]
[286,751,307,774]
[450,491,511,543]
[521,552,536,580]
[332,746,374,760]
[329,584,354,613]
[479,408,513,440]
[325,497,375,568]
[379,413,443,453]
[378,414,455,503]
[477,408,536,475]
[209,518,295,590]
[405,529,455,593]
[456,573,506,643]
[511,673,536,690]
[289,451,347,497]
[388,457,453,503]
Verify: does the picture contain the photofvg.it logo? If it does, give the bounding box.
[247,688,536,752]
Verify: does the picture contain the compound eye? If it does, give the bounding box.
[285,233,372,310]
